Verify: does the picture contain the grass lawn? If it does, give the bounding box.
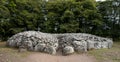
[0,42,31,62]
[88,41,120,62]
[0,42,30,56]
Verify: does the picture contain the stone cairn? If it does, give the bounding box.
[7,31,113,55]
[7,31,58,54]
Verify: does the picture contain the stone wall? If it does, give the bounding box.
[7,31,113,55]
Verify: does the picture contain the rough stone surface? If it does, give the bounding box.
[7,31,113,55]
[54,33,113,50]
[7,31,58,54]
[87,40,95,50]
[63,46,74,55]
[18,45,27,52]
[73,40,87,53]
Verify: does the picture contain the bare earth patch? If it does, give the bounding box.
[19,53,96,62]
[0,42,96,62]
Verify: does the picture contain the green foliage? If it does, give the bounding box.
[98,0,120,39]
[0,0,119,41]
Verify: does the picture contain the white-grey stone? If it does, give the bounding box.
[44,46,56,55]
[108,39,113,48]
[7,31,113,55]
[34,43,46,52]
[94,41,102,49]
[73,40,87,52]
[87,40,95,50]
[63,46,74,55]
[18,46,27,52]
[72,41,82,48]
[7,31,58,54]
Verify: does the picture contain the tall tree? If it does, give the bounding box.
[98,0,120,39]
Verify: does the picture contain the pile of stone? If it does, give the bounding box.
[7,31,113,55]
[7,31,58,54]
[54,33,113,55]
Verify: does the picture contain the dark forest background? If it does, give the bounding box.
[0,0,120,41]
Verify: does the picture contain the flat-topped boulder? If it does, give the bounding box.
[7,31,113,55]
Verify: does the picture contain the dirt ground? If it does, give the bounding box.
[18,53,96,62]
[0,42,96,62]
[0,52,96,62]
[1,41,120,62]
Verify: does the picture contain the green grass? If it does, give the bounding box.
[0,42,31,62]
[88,41,120,62]
[0,42,31,57]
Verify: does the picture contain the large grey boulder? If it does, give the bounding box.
[107,39,113,48]
[34,43,46,52]
[44,46,56,55]
[87,40,95,50]
[73,40,87,53]
[63,46,74,55]
[57,35,74,48]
